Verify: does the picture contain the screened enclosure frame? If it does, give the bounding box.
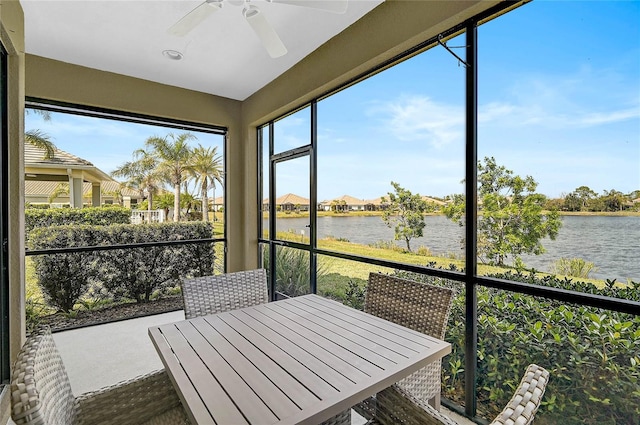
[1,42,9,385]
[22,99,229,272]
[257,2,640,421]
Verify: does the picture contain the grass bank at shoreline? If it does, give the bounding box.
[265,210,640,219]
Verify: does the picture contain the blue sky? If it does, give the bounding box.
[27,1,639,202]
[26,112,225,194]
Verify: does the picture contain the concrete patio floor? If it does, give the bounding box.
[53,310,185,395]
[50,311,474,425]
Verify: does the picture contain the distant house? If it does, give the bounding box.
[263,193,310,212]
[320,195,370,212]
[364,197,388,211]
[211,196,224,212]
[24,144,141,207]
[421,196,446,206]
[421,195,446,211]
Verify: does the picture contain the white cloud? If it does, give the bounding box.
[274,115,310,150]
[577,108,640,126]
[479,70,640,129]
[479,100,639,129]
[370,96,464,148]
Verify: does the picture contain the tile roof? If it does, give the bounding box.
[25,143,94,167]
[274,193,310,205]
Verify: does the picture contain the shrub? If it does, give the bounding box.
[99,222,215,302]
[28,222,216,310]
[262,246,328,297]
[25,206,131,236]
[368,240,404,252]
[396,269,639,424]
[28,225,101,312]
[551,257,597,279]
[416,245,433,256]
[343,280,366,310]
[25,203,50,210]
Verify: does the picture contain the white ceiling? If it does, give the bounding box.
[20,0,384,101]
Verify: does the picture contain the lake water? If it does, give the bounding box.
[268,215,640,282]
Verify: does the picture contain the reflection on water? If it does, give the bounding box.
[265,215,639,282]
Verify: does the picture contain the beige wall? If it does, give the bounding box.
[0,0,25,421]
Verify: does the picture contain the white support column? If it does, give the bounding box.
[92,182,101,206]
[69,177,83,208]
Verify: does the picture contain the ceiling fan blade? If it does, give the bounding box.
[168,0,223,36]
[270,0,348,14]
[243,6,288,58]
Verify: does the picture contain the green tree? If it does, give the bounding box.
[563,192,582,211]
[572,185,597,211]
[144,133,195,222]
[154,193,175,220]
[47,183,69,205]
[443,157,562,267]
[601,189,627,212]
[545,196,565,211]
[380,181,427,252]
[26,109,56,159]
[111,149,161,219]
[179,183,199,218]
[188,144,223,222]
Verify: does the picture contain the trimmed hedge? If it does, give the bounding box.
[396,269,639,425]
[25,206,131,236]
[28,222,215,310]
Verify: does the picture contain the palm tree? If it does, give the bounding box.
[26,109,56,159]
[188,144,223,222]
[144,133,195,222]
[111,149,160,219]
[48,182,69,205]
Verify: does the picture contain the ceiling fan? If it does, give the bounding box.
[168,0,348,58]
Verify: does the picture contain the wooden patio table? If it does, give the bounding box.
[148,294,451,425]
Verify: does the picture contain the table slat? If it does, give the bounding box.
[275,300,416,361]
[174,320,280,424]
[293,296,437,351]
[148,327,216,425]
[243,306,379,381]
[191,316,314,416]
[150,294,452,425]
[222,310,355,395]
[159,324,250,425]
[252,303,394,379]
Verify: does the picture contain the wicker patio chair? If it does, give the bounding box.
[10,326,189,425]
[374,364,550,425]
[181,268,268,319]
[355,272,455,421]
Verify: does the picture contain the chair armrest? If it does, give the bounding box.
[490,364,549,425]
[74,369,182,425]
[377,385,459,425]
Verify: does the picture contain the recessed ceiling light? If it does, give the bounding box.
[162,50,183,60]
